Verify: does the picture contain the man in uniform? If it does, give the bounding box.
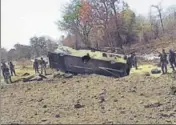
[132,52,138,70]
[159,49,168,74]
[1,62,12,84]
[125,55,133,76]
[33,59,39,74]
[169,49,176,71]
[40,58,46,75]
[8,61,16,76]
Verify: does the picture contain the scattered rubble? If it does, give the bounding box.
[170,86,176,95]
[145,72,150,76]
[151,69,161,74]
[22,73,30,76]
[144,100,162,108]
[74,103,85,109]
[55,114,60,118]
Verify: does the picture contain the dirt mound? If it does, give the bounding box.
[1,73,176,124]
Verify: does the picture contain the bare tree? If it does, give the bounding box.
[151,3,164,33]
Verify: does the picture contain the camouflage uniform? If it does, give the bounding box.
[159,50,168,74]
[40,58,46,75]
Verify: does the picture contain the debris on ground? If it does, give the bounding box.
[74,103,85,109]
[151,69,161,74]
[170,86,176,95]
[22,73,30,76]
[144,100,162,108]
[64,73,73,78]
[145,72,151,76]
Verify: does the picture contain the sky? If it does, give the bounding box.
[1,0,176,50]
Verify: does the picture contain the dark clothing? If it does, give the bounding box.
[169,51,176,62]
[169,50,176,71]
[1,65,12,84]
[40,60,46,75]
[9,62,16,76]
[159,52,168,74]
[126,57,133,75]
[159,52,167,63]
[33,61,39,73]
[132,56,138,70]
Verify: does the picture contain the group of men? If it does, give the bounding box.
[33,57,47,75]
[1,61,16,84]
[1,57,47,84]
[125,49,176,75]
[159,49,176,74]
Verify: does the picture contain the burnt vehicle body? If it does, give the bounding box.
[48,51,129,78]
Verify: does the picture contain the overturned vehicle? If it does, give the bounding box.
[48,46,129,78]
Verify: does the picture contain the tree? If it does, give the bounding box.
[30,36,58,57]
[57,0,95,48]
[14,44,32,59]
[151,3,164,33]
[0,48,8,62]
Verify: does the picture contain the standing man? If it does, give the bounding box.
[125,55,133,76]
[169,49,176,71]
[40,58,46,75]
[8,61,16,76]
[1,62,12,84]
[159,49,168,74]
[33,59,39,74]
[132,53,138,70]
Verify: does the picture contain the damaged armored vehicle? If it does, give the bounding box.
[48,46,129,78]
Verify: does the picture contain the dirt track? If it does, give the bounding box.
[1,73,176,124]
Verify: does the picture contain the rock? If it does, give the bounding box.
[43,105,47,108]
[170,86,176,95]
[10,123,20,125]
[102,121,113,124]
[74,104,85,109]
[139,101,144,104]
[64,73,73,78]
[37,98,44,102]
[99,97,105,103]
[120,111,125,114]
[62,81,66,83]
[165,120,172,123]
[114,99,118,102]
[151,69,161,74]
[145,72,150,76]
[144,100,162,108]
[121,95,124,98]
[53,73,61,78]
[129,87,137,93]
[55,114,60,118]
[41,119,47,122]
